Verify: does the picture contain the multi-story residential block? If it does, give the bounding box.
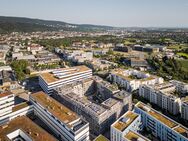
[111,111,142,141]
[109,69,163,92]
[101,98,123,119]
[0,92,14,117]
[93,76,120,100]
[0,116,56,141]
[39,65,92,94]
[0,92,33,125]
[139,83,181,115]
[0,70,19,92]
[170,80,188,94]
[113,91,132,112]
[181,97,188,121]
[63,50,93,63]
[55,92,115,135]
[135,102,188,141]
[30,91,89,141]
[55,78,94,97]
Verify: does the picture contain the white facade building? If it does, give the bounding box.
[135,102,188,141]
[170,80,188,94]
[139,83,180,115]
[0,116,56,141]
[111,111,142,141]
[30,91,90,141]
[181,97,188,121]
[109,69,164,92]
[0,92,14,117]
[39,65,92,94]
[0,92,33,125]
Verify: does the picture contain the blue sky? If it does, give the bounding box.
[0,0,188,27]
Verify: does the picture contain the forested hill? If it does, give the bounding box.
[0,16,114,33]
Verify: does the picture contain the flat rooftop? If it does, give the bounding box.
[94,134,109,141]
[0,91,13,98]
[0,116,57,141]
[12,101,32,112]
[173,125,188,138]
[30,91,79,128]
[101,98,119,108]
[93,76,119,92]
[152,82,175,91]
[113,111,139,132]
[124,131,150,141]
[64,93,107,116]
[136,102,188,139]
[111,69,155,82]
[181,96,188,104]
[113,90,131,100]
[136,102,178,128]
[40,65,91,84]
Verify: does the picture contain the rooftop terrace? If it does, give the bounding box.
[136,102,178,128]
[113,111,138,132]
[0,116,56,141]
[12,101,32,112]
[40,65,91,84]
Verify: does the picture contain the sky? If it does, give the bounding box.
[0,0,188,27]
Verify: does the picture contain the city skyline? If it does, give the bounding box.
[0,0,188,27]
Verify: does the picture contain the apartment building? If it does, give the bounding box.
[55,78,94,97]
[181,97,188,121]
[63,50,93,63]
[113,91,132,112]
[170,80,188,94]
[139,83,181,115]
[55,92,115,135]
[135,102,188,141]
[109,69,163,92]
[0,116,56,141]
[0,92,14,117]
[0,70,19,92]
[111,111,141,141]
[39,65,92,94]
[93,75,120,100]
[30,91,89,141]
[0,92,33,125]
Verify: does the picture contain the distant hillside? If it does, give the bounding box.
[0,16,114,33]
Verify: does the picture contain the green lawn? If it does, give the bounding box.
[167,44,188,50]
[177,52,188,58]
[178,59,188,72]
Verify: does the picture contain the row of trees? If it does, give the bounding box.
[147,57,188,82]
[11,60,29,81]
